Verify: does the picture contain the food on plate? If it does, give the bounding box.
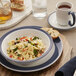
[49,29,60,39]
[7,36,45,61]
[10,0,25,11]
[41,27,60,39]
[41,28,50,32]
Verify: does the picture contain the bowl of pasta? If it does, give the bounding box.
[0,26,55,67]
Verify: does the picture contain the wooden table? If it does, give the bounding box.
[0,0,76,75]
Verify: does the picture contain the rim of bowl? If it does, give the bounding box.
[0,26,53,63]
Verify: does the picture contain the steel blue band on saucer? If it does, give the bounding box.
[0,26,53,63]
[48,11,76,30]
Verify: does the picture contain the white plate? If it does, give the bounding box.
[0,0,32,30]
[48,11,76,30]
[0,26,63,72]
[0,37,62,72]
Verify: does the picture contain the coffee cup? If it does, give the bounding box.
[56,2,75,26]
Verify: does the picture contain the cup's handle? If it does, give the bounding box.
[68,12,75,26]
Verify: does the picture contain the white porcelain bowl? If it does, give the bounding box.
[0,26,55,67]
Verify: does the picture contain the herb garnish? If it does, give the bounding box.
[33,36,39,40]
[13,47,18,52]
[17,54,21,57]
[33,49,38,57]
[16,38,18,40]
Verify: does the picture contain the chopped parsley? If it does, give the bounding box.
[16,38,19,40]
[33,49,38,57]
[28,40,31,43]
[25,45,28,48]
[33,36,39,40]
[13,47,18,52]
[17,54,21,57]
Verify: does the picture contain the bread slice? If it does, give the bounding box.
[11,0,25,11]
[11,0,24,4]
[41,27,53,32]
[11,3,25,11]
[41,28,60,39]
[49,30,60,39]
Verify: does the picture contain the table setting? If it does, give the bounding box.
[0,0,76,76]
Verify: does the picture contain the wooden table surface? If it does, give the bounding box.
[0,0,76,75]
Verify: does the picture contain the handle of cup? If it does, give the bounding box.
[68,12,75,26]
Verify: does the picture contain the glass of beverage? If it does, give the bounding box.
[0,1,12,24]
[32,0,47,19]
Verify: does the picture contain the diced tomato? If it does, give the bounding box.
[9,55,13,58]
[20,37,26,40]
[22,49,26,52]
[22,50,25,52]
[22,48,27,52]
[30,37,32,41]
[22,57,24,60]
[18,57,24,61]
[18,57,22,60]
[42,51,44,53]
[40,54,42,56]
[25,39,28,41]
[37,53,42,57]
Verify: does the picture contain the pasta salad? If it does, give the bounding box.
[7,36,45,61]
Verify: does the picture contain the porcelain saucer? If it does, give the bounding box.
[48,11,76,30]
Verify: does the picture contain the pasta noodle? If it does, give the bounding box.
[7,36,45,61]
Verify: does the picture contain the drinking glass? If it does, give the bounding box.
[0,1,12,24]
[32,0,47,19]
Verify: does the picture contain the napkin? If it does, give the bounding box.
[55,56,76,76]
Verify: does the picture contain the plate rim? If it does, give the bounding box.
[48,11,76,30]
[0,36,63,72]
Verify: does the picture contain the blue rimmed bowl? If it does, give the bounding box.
[0,26,55,67]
